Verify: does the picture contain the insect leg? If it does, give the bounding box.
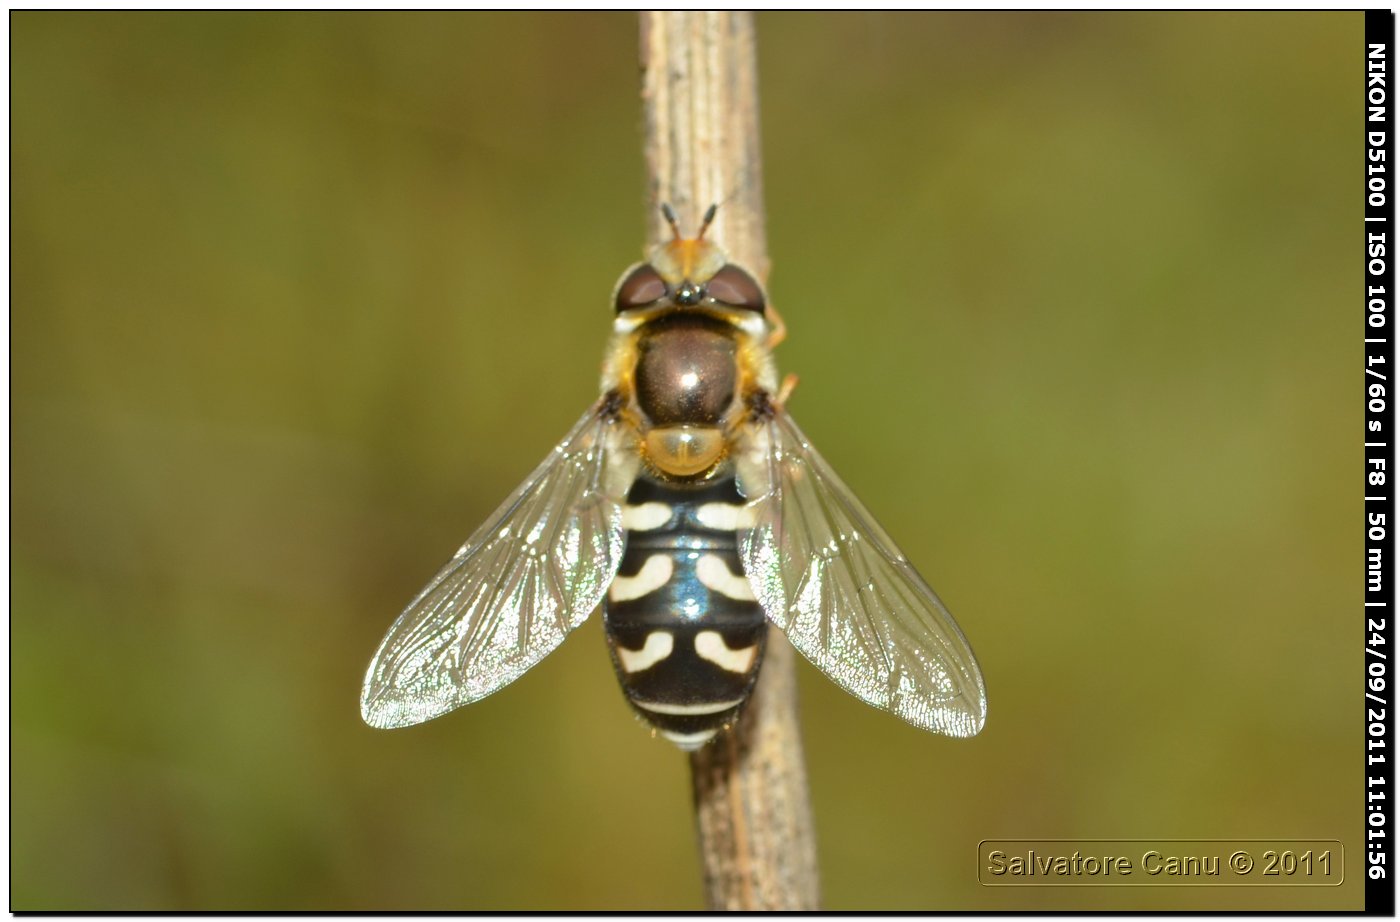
[764,301,788,349]
[774,373,799,408]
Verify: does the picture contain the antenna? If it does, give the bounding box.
[660,202,682,240]
[697,203,719,240]
[659,202,720,240]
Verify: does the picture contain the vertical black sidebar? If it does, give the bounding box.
[1366,9,1395,915]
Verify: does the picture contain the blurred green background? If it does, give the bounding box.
[12,11,1361,910]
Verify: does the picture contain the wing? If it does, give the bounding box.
[361,403,638,729]
[734,407,987,738]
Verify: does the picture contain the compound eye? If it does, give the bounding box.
[615,264,668,312]
[705,264,766,312]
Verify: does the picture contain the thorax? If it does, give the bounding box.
[603,308,776,481]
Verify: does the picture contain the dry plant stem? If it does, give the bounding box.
[639,11,821,911]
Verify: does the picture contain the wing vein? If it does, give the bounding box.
[360,405,631,729]
[737,408,987,737]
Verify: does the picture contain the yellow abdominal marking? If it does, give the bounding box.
[622,502,673,531]
[695,502,754,531]
[631,697,745,716]
[694,630,758,674]
[695,554,755,601]
[660,728,718,750]
[609,555,673,602]
[615,631,675,673]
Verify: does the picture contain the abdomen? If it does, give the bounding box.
[602,472,767,749]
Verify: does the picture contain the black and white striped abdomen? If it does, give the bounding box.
[602,473,766,750]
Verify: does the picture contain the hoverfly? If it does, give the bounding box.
[361,205,987,749]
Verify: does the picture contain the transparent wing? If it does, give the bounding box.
[361,403,637,729]
[735,408,987,737]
